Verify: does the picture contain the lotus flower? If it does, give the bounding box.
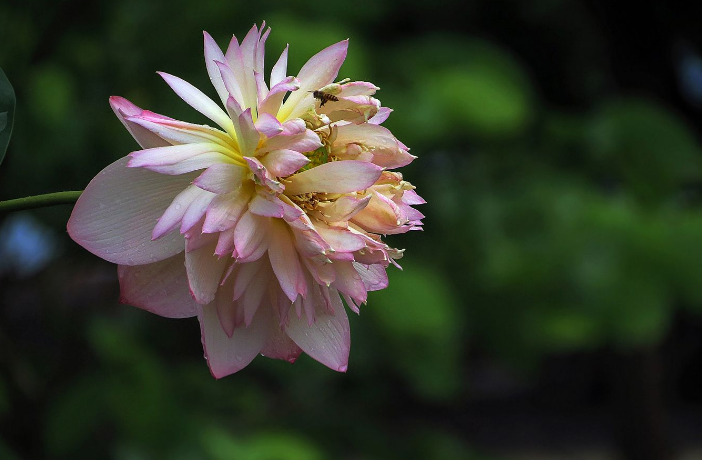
[67,23,424,377]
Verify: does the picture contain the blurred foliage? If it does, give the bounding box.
[2,0,702,458]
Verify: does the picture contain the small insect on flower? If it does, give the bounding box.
[311,89,339,107]
[310,79,349,107]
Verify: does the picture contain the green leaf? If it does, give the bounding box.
[0,67,15,165]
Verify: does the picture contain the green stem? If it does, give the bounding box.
[0,191,82,214]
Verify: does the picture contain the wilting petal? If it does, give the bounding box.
[353,262,389,291]
[285,288,350,372]
[199,302,269,378]
[118,253,199,318]
[331,260,367,303]
[68,158,195,265]
[284,161,383,195]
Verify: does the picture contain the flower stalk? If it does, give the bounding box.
[0,191,83,214]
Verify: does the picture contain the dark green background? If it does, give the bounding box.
[2,1,702,459]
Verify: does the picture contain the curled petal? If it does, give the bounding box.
[316,194,371,222]
[353,262,389,291]
[254,112,283,138]
[194,163,246,195]
[109,97,172,149]
[185,241,229,304]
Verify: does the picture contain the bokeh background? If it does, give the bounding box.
[2,1,702,459]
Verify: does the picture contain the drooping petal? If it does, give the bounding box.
[268,219,306,302]
[234,210,270,261]
[185,241,229,304]
[118,253,199,318]
[284,161,383,195]
[331,260,367,303]
[68,158,194,265]
[285,288,350,372]
[260,321,303,363]
[199,302,269,378]
[353,262,389,292]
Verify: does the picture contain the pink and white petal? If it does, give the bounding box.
[260,129,322,155]
[203,31,230,106]
[234,210,270,261]
[215,270,239,336]
[185,241,229,304]
[235,109,259,158]
[146,152,235,175]
[215,225,237,257]
[249,193,284,218]
[180,190,216,234]
[244,156,284,194]
[237,25,260,109]
[203,187,251,234]
[128,143,221,168]
[153,185,204,240]
[338,81,379,97]
[261,320,303,363]
[315,225,366,252]
[317,194,371,222]
[68,157,193,265]
[125,116,231,147]
[224,37,254,110]
[157,72,235,135]
[402,189,426,205]
[368,107,392,125]
[284,160,383,195]
[285,288,350,372]
[270,45,289,88]
[260,149,310,177]
[241,266,270,326]
[254,71,269,105]
[109,97,172,149]
[258,77,299,116]
[118,253,199,318]
[194,163,246,194]
[215,61,246,111]
[233,257,266,300]
[331,260,367,303]
[268,219,306,302]
[279,40,349,121]
[199,302,269,378]
[352,262,389,291]
[254,113,283,138]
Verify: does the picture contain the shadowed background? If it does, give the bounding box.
[2,1,702,459]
